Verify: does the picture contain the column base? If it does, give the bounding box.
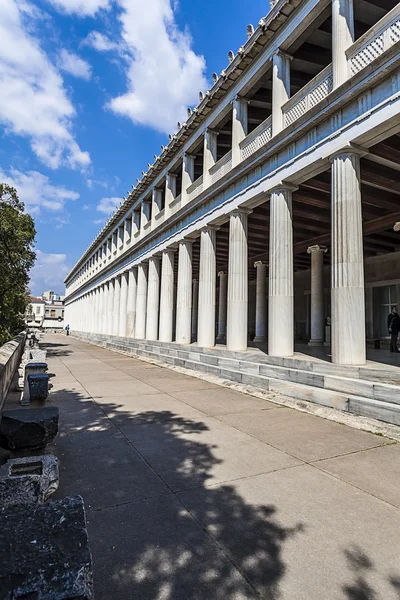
[216,335,226,345]
[253,336,267,343]
[308,339,324,347]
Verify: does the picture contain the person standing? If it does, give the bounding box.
[65,324,70,336]
[387,306,400,353]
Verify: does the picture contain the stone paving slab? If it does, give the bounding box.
[13,334,400,600]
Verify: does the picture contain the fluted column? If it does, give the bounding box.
[331,149,366,365]
[176,239,193,344]
[254,261,267,342]
[135,263,148,339]
[127,268,137,337]
[182,153,195,206]
[146,256,161,340]
[94,287,100,334]
[216,271,228,343]
[113,276,121,336]
[107,279,114,335]
[198,227,217,347]
[307,245,327,346]
[159,249,175,342]
[203,129,218,187]
[227,209,250,351]
[99,284,105,334]
[268,185,295,357]
[232,97,248,167]
[272,50,291,136]
[119,271,129,337]
[332,0,354,89]
[191,279,199,342]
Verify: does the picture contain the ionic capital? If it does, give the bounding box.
[254,260,267,268]
[269,182,298,195]
[394,222,400,232]
[218,271,226,277]
[329,143,368,162]
[307,245,328,254]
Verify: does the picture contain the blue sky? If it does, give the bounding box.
[0,0,269,295]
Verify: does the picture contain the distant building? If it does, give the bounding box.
[25,297,45,328]
[25,292,65,330]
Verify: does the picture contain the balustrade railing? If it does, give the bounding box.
[283,65,333,127]
[187,175,203,203]
[240,115,272,161]
[209,150,233,185]
[347,6,400,77]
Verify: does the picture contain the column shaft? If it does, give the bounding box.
[272,51,291,136]
[332,0,354,88]
[159,250,175,342]
[268,187,294,357]
[146,257,161,341]
[113,276,121,336]
[203,129,218,187]
[182,154,195,206]
[135,263,148,339]
[198,228,217,347]
[254,262,267,342]
[232,97,248,167]
[119,272,129,337]
[176,240,193,344]
[126,268,138,337]
[107,280,115,335]
[227,210,249,351]
[191,279,199,342]
[308,246,327,345]
[331,150,366,364]
[217,272,227,343]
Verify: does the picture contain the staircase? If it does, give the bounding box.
[74,332,400,427]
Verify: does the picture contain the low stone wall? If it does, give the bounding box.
[0,332,26,412]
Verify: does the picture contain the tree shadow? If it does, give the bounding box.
[343,545,400,600]
[15,382,305,600]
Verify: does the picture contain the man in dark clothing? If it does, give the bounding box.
[388,306,400,353]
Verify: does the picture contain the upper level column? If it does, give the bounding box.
[227,209,251,351]
[332,0,354,88]
[272,50,291,136]
[181,153,195,206]
[165,173,177,219]
[203,129,218,188]
[146,256,161,341]
[198,227,217,347]
[135,263,148,339]
[159,249,175,342]
[232,97,248,167]
[268,185,297,357]
[331,147,366,365]
[176,239,193,345]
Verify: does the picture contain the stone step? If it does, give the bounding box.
[80,333,400,427]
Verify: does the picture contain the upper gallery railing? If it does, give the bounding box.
[240,115,272,161]
[283,64,333,127]
[210,150,233,185]
[347,5,400,76]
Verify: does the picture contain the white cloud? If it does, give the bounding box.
[97,196,121,214]
[46,0,111,17]
[106,0,208,134]
[29,249,70,295]
[83,31,119,52]
[58,49,91,80]
[0,167,79,214]
[0,0,90,169]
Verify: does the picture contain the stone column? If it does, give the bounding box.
[135,263,148,339]
[165,173,177,218]
[191,279,199,342]
[227,209,250,351]
[307,245,328,346]
[232,96,248,167]
[159,249,175,342]
[198,227,217,347]
[146,256,161,341]
[107,279,115,335]
[113,276,121,336]
[203,129,218,187]
[254,261,267,342]
[181,153,195,206]
[119,271,129,337]
[99,284,105,334]
[331,149,366,365]
[176,239,193,344]
[272,50,291,136]
[268,185,296,357]
[332,0,354,89]
[216,271,228,343]
[126,268,137,337]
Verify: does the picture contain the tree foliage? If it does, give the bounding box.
[0,184,36,345]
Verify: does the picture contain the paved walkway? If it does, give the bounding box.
[14,335,400,599]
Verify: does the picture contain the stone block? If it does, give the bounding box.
[22,362,48,405]
[0,455,59,507]
[0,407,59,451]
[29,348,47,362]
[0,495,94,599]
[28,373,50,401]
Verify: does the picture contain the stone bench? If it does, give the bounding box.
[28,372,50,402]
[0,455,59,508]
[0,495,94,599]
[0,406,59,451]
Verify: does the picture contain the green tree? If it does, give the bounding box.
[0,184,36,345]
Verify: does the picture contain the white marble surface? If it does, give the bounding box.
[176,240,193,344]
[159,250,175,342]
[146,257,161,341]
[198,228,217,347]
[135,263,148,339]
[227,211,249,351]
[126,268,137,338]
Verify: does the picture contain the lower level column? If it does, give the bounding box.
[126,268,137,337]
[176,239,193,344]
[268,185,295,357]
[107,280,114,335]
[331,149,366,365]
[113,276,121,336]
[198,227,217,347]
[135,263,148,339]
[159,249,175,342]
[146,256,161,341]
[119,271,129,337]
[216,271,227,343]
[227,209,250,351]
[254,261,267,342]
[307,245,327,346]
